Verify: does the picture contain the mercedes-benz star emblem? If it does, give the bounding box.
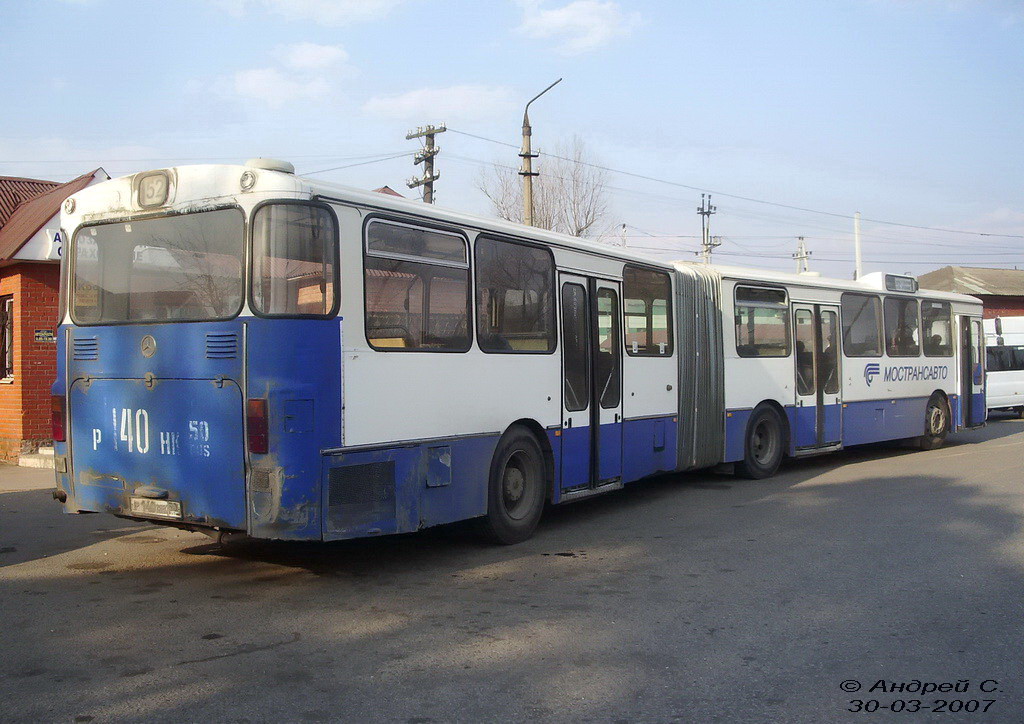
[141,335,157,358]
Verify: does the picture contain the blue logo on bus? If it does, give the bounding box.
[864,363,880,386]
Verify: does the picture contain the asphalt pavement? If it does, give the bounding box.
[2,417,1023,723]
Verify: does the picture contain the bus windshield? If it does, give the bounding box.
[71,208,244,324]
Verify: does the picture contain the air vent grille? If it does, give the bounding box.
[72,337,99,361]
[205,332,238,359]
[327,462,396,534]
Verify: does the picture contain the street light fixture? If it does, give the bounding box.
[519,78,562,227]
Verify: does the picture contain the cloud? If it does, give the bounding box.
[516,0,641,55]
[277,42,349,71]
[865,0,1024,23]
[218,0,403,26]
[194,42,351,108]
[970,207,1024,234]
[232,68,330,106]
[362,85,517,122]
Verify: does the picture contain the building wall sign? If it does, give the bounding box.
[47,229,63,260]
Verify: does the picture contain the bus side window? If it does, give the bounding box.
[363,220,471,352]
[623,265,673,356]
[475,236,555,354]
[883,297,920,357]
[921,300,953,357]
[734,286,790,358]
[840,293,882,357]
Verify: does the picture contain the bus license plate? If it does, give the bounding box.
[129,497,182,520]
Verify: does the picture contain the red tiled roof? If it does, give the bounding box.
[373,185,404,198]
[0,169,104,261]
[0,175,61,227]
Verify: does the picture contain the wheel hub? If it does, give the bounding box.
[504,467,525,503]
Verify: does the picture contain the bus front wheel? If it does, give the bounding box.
[918,394,949,450]
[736,405,785,479]
[478,426,546,544]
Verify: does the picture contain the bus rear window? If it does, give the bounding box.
[71,209,244,324]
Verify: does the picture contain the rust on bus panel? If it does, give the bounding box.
[248,454,317,537]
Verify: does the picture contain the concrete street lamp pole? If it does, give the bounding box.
[520,78,562,227]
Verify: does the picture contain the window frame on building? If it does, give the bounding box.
[0,295,13,380]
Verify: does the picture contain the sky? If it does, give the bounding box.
[2,0,1022,277]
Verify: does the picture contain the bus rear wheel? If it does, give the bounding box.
[478,426,546,545]
[918,394,949,450]
[736,405,785,479]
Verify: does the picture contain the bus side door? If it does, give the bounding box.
[558,275,624,493]
[793,303,842,449]
[559,276,592,490]
[960,315,986,427]
[592,280,624,483]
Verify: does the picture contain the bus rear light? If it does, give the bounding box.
[51,395,66,442]
[247,398,268,454]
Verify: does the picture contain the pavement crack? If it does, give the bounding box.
[175,632,301,666]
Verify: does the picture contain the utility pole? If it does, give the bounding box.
[520,78,562,226]
[697,193,718,263]
[853,211,863,280]
[406,124,446,203]
[793,236,811,273]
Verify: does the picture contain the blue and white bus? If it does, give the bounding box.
[50,160,986,543]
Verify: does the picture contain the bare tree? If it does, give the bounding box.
[477,135,613,239]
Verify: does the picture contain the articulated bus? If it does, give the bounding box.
[50,160,986,543]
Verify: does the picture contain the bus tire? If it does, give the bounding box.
[736,405,785,479]
[918,393,949,450]
[478,426,546,545]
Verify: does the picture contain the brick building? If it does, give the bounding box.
[0,169,108,462]
[918,266,1024,319]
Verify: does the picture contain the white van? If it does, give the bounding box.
[984,316,1024,417]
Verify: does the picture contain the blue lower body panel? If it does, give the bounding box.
[791,404,842,449]
[559,424,591,490]
[725,409,754,463]
[597,421,623,482]
[68,377,247,530]
[842,397,928,446]
[792,406,818,448]
[321,434,498,541]
[970,392,987,427]
[621,416,677,482]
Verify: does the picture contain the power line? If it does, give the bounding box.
[304,152,416,175]
[0,151,410,165]
[445,152,1018,257]
[447,127,1024,239]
